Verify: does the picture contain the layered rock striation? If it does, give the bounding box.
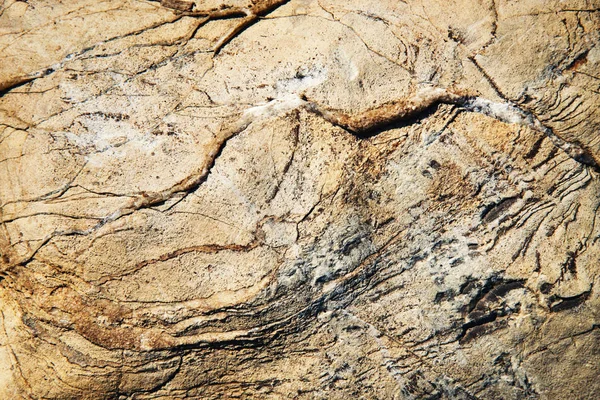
[1,0,599,398]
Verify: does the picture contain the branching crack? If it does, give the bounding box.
[157,0,291,55]
[4,112,252,269]
[302,88,600,172]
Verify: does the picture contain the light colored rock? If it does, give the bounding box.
[1,0,599,398]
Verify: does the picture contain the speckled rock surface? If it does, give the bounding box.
[1,0,599,398]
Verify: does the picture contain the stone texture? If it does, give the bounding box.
[0,0,599,398]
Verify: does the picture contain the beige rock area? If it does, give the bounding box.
[1,0,599,398]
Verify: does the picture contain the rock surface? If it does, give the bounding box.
[1,0,599,398]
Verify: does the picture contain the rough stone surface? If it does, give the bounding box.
[1,0,599,398]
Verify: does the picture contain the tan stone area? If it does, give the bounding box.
[0,0,599,398]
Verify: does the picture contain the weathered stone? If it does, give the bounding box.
[1,0,599,398]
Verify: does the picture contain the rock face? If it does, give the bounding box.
[1,0,599,398]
